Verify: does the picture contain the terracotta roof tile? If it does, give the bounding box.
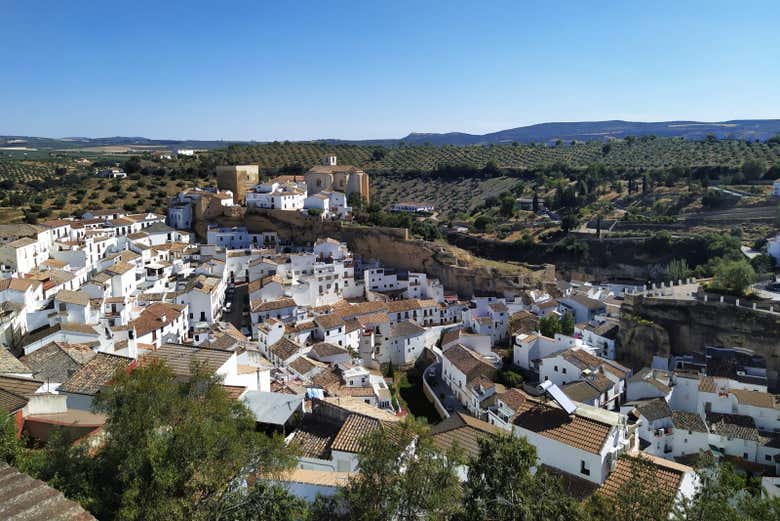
[58,353,132,395]
[598,454,686,515]
[330,413,382,454]
[0,463,97,520]
[430,411,499,459]
[513,399,612,454]
[141,344,232,378]
[0,348,28,374]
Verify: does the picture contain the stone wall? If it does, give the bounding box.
[619,295,780,391]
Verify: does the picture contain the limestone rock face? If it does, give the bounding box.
[620,295,780,390]
[237,210,554,298]
[617,317,672,368]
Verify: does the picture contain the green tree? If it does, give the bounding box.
[539,314,561,338]
[741,160,767,181]
[666,258,690,281]
[712,258,756,295]
[586,456,679,521]
[499,192,516,218]
[677,455,780,521]
[32,362,297,521]
[339,418,463,521]
[473,215,494,233]
[561,213,578,234]
[560,312,575,336]
[462,434,582,521]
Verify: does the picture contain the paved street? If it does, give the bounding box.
[222,282,250,332]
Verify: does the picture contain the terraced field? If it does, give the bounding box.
[371,174,520,215]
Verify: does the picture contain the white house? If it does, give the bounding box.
[391,201,435,213]
[441,344,497,409]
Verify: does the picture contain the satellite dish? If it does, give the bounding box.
[538,380,577,415]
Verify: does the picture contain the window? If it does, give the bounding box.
[562,368,567,374]
[580,460,590,476]
[766,455,772,462]
[554,365,558,372]
[743,453,748,459]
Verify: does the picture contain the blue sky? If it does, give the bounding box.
[2,1,779,140]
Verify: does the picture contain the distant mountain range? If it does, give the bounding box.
[392,119,780,146]
[3,119,780,151]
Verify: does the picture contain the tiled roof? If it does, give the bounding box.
[671,411,708,433]
[562,381,602,403]
[310,366,343,393]
[318,397,400,422]
[0,277,35,292]
[288,417,340,459]
[441,327,468,347]
[385,299,422,313]
[698,376,717,393]
[0,375,44,396]
[332,386,375,398]
[356,311,390,326]
[141,344,232,378]
[498,388,528,411]
[512,399,613,454]
[105,261,135,275]
[430,412,499,459]
[19,342,95,383]
[0,388,27,413]
[0,463,97,520]
[331,413,382,454]
[131,302,185,337]
[269,338,303,362]
[314,314,345,330]
[221,385,247,400]
[635,398,673,422]
[598,454,686,514]
[389,320,425,338]
[729,388,776,409]
[285,321,317,334]
[0,347,29,374]
[706,412,759,442]
[251,297,296,313]
[309,342,349,360]
[58,353,132,395]
[54,289,91,306]
[288,356,320,376]
[443,344,496,382]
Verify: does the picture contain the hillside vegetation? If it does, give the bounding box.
[207,137,780,171]
[1,137,780,224]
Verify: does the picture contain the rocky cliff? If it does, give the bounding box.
[619,295,780,390]
[232,210,556,297]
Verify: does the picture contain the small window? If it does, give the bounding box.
[554,365,558,372]
[743,453,748,460]
[766,455,772,462]
[580,460,590,476]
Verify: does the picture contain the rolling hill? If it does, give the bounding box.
[397,119,780,145]
[3,119,780,152]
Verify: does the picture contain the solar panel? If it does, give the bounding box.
[538,380,577,415]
